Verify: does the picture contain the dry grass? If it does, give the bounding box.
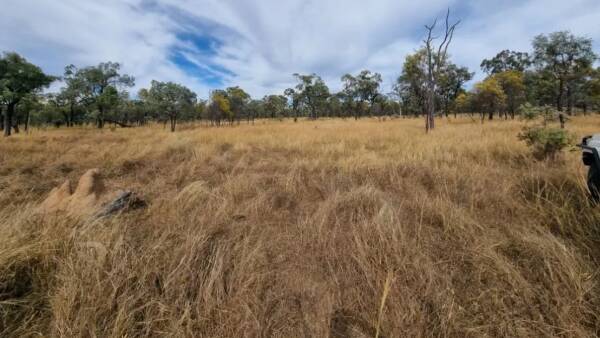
[2,116,600,337]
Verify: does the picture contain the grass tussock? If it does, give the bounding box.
[2,117,600,337]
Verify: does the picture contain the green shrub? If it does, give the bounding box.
[518,126,574,160]
[518,103,559,124]
[518,103,540,121]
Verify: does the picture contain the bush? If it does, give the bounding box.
[518,103,540,121]
[518,126,574,160]
[518,104,563,126]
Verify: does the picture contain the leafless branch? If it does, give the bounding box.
[435,8,461,72]
[422,8,460,132]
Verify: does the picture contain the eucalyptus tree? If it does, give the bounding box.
[523,70,556,107]
[58,64,88,126]
[208,89,230,126]
[292,73,330,119]
[356,70,382,115]
[284,88,302,121]
[338,89,358,119]
[481,50,531,74]
[471,77,506,122]
[395,49,428,117]
[380,94,401,117]
[246,99,264,123]
[146,80,197,132]
[0,52,55,136]
[17,93,43,131]
[326,94,343,118]
[225,86,250,124]
[121,98,149,126]
[396,47,470,119]
[263,94,287,119]
[341,70,382,117]
[194,100,207,122]
[32,99,63,126]
[437,64,473,117]
[492,70,526,118]
[578,67,600,112]
[73,62,134,127]
[96,86,122,125]
[533,31,597,113]
[341,74,360,119]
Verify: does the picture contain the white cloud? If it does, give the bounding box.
[0,0,212,96]
[0,0,598,98]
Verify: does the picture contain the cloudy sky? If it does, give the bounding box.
[1,0,599,98]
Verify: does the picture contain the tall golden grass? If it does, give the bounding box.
[2,116,600,337]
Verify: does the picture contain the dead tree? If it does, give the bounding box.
[424,9,460,132]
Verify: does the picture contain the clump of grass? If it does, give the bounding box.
[1,117,600,336]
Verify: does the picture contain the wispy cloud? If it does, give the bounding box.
[1,0,598,98]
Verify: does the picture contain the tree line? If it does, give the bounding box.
[1,29,598,136]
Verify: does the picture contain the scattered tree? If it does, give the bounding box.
[492,70,526,119]
[341,70,382,118]
[263,95,287,120]
[437,64,473,117]
[0,52,55,136]
[471,77,506,122]
[292,73,330,120]
[145,80,197,132]
[225,86,250,124]
[532,31,597,114]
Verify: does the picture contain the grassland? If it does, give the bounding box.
[2,116,600,337]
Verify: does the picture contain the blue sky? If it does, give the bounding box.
[1,0,599,98]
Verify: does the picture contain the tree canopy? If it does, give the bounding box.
[532,31,597,113]
[144,80,197,132]
[0,52,55,136]
[292,73,330,120]
[0,27,599,136]
[481,50,531,74]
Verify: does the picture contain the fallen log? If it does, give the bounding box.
[95,191,146,218]
[104,119,133,128]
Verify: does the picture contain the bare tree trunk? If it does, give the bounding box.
[97,107,105,128]
[170,115,176,132]
[566,85,573,115]
[69,103,75,127]
[4,103,15,137]
[557,78,564,112]
[423,9,459,133]
[444,99,449,118]
[425,84,435,132]
[25,110,30,132]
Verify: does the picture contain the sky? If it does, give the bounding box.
[1,0,599,99]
